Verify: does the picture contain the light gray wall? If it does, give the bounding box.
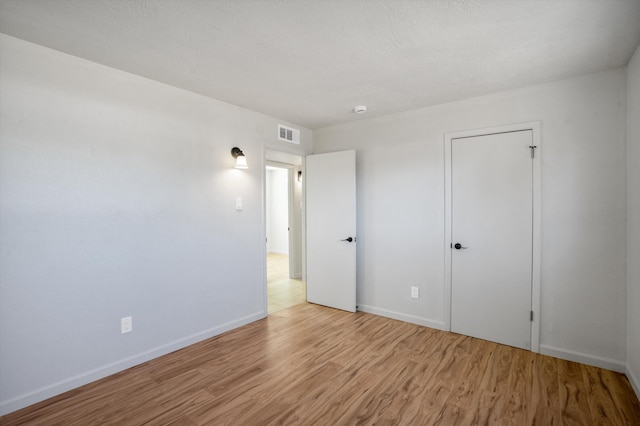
[627,44,640,397]
[0,35,312,415]
[313,68,628,371]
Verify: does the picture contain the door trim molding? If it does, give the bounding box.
[444,121,541,353]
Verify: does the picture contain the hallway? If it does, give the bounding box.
[267,253,305,313]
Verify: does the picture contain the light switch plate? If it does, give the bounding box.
[121,316,132,334]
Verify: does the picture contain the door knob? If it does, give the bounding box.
[454,243,468,250]
[341,237,354,243]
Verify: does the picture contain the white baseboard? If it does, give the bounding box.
[539,344,626,373]
[354,310,628,376]
[626,364,640,400]
[267,250,289,255]
[357,304,446,331]
[0,311,266,416]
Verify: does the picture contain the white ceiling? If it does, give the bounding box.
[1,0,639,129]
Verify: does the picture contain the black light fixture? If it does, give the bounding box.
[231,147,248,169]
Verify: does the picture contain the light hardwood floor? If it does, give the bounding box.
[2,303,639,425]
[267,253,305,314]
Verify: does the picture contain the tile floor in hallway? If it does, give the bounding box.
[267,253,306,313]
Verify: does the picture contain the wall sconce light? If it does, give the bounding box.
[231,147,248,169]
[297,170,302,182]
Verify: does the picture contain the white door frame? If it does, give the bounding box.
[444,122,541,352]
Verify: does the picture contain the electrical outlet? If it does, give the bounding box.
[411,287,419,299]
[121,316,132,334]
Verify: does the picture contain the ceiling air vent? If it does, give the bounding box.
[278,124,300,145]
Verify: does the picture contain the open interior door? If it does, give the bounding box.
[306,150,356,312]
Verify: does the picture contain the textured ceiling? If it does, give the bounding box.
[1,0,639,129]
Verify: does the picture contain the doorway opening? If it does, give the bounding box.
[265,154,304,314]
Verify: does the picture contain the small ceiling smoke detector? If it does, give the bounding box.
[353,105,367,114]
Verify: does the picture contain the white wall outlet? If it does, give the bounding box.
[411,287,419,299]
[235,197,243,211]
[121,316,132,334]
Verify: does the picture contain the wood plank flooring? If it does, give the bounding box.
[2,303,639,425]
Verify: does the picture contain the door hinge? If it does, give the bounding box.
[529,145,537,159]
[530,310,534,321]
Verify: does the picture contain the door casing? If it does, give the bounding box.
[444,122,541,352]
